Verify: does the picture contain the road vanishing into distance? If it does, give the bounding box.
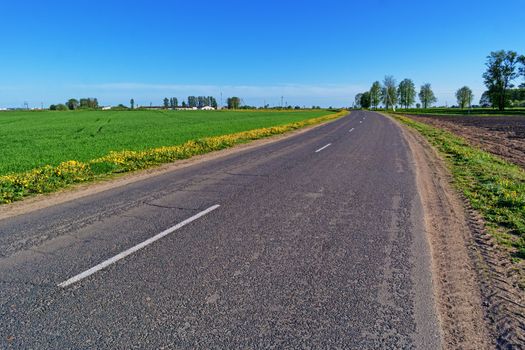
[0,111,442,349]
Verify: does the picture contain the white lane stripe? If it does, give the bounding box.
[315,143,332,153]
[58,204,220,288]
[349,128,355,132]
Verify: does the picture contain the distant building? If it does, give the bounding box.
[101,106,112,110]
[200,106,215,110]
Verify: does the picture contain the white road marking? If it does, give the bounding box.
[58,204,220,288]
[349,128,355,132]
[360,121,363,123]
[315,143,332,153]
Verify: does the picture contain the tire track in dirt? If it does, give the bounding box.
[396,118,525,349]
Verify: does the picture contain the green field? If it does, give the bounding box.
[0,109,332,176]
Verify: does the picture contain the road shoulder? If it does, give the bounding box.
[393,117,494,349]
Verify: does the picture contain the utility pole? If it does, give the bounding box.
[281,96,284,109]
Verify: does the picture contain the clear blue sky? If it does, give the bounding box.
[1,0,524,108]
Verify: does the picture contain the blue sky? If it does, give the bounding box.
[1,0,524,108]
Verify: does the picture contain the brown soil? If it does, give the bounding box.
[408,114,525,168]
[395,118,525,349]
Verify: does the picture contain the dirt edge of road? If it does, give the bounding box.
[397,119,525,349]
[396,120,493,349]
[0,117,341,221]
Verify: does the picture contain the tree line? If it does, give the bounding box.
[355,50,525,111]
[161,96,218,109]
[355,78,439,110]
[50,98,99,111]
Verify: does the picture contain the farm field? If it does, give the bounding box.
[395,108,525,116]
[406,114,525,168]
[0,109,333,176]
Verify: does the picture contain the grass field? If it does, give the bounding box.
[0,109,332,176]
[392,114,525,268]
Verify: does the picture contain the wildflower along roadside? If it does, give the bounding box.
[0,110,347,204]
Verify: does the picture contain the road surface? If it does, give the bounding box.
[0,111,441,349]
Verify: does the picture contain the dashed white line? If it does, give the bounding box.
[315,143,332,153]
[349,128,355,133]
[58,204,221,288]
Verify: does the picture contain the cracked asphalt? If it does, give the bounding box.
[0,111,441,349]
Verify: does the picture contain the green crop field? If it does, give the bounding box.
[0,109,333,176]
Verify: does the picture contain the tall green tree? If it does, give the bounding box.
[130,98,135,109]
[369,81,381,109]
[227,97,241,109]
[397,79,416,109]
[360,92,371,109]
[455,86,474,109]
[382,75,397,110]
[187,96,197,108]
[354,93,363,108]
[482,50,520,111]
[66,98,79,110]
[209,96,217,108]
[163,98,170,109]
[418,83,437,109]
[518,54,525,87]
[79,98,99,109]
[479,91,492,107]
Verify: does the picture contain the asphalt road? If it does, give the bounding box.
[0,111,441,349]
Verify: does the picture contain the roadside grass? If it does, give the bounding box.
[0,110,347,204]
[0,109,333,175]
[392,114,525,262]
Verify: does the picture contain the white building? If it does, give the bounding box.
[201,106,215,110]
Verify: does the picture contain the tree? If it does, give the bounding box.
[354,93,363,108]
[187,96,197,108]
[209,96,218,108]
[397,79,416,109]
[66,98,79,110]
[369,81,382,109]
[130,98,135,109]
[419,83,437,109]
[163,98,169,109]
[79,98,99,109]
[455,86,474,109]
[382,75,397,110]
[360,92,371,109]
[181,101,187,108]
[479,91,492,108]
[483,50,520,111]
[55,103,68,111]
[520,55,525,85]
[169,98,177,109]
[227,97,241,109]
